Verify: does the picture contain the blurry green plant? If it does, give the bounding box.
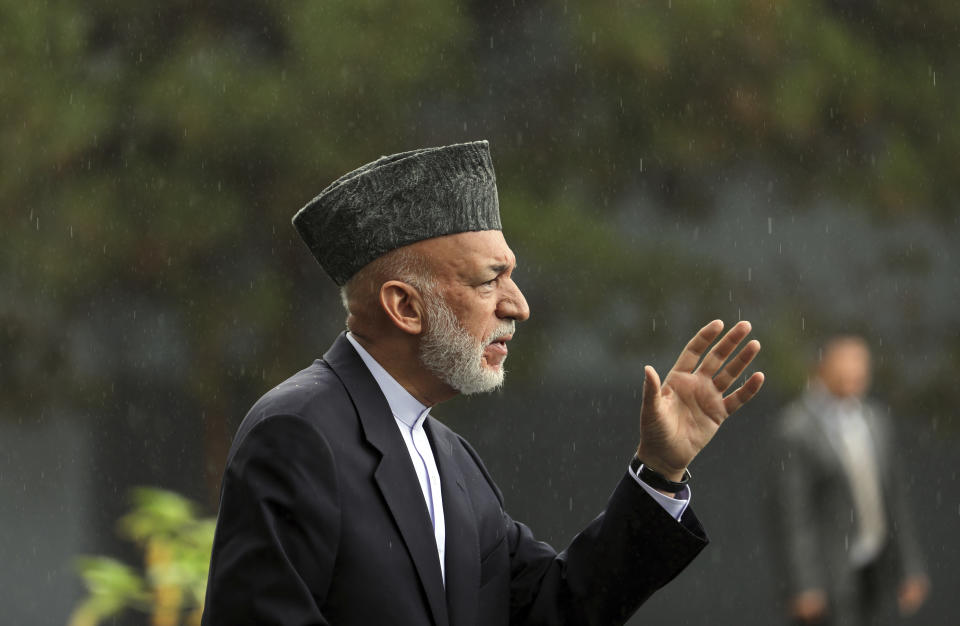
[69,488,215,626]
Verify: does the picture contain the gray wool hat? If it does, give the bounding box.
[292,140,502,286]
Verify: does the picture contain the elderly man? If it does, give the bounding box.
[202,141,764,625]
[772,336,928,625]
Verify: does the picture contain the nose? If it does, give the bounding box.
[497,279,530,322]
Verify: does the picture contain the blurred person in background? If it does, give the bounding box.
[772,335,929,625]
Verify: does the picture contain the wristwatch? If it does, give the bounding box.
[630,455,691,492]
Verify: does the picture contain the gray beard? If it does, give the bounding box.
[418,293,515,395]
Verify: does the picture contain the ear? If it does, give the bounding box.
[379,280,426,335]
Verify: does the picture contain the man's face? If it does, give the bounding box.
[414,230,530,394]
[820,340,871,399]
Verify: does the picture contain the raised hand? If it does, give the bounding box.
[635,320,764,481]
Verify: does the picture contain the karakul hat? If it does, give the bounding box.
[292,140,502,286]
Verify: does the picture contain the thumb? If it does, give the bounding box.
[641,365,662,418]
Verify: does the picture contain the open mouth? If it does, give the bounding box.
[484,336,510,364]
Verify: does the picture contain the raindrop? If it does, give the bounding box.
[747,267,752,281]
[767,217,773,235]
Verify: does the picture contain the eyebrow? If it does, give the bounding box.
[487,260,519,276]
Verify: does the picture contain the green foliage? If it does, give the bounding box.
[2,0,958,492]
[70,557,149,625]
[69,488,215,626]
[563,0,959,216]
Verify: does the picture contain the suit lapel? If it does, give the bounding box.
[800,393,847,471]
[323,334,450,626]
[427,419,480,626]
[860,403,889,476]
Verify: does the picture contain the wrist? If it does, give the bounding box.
[634,446,687,482]
[630,455,691,493]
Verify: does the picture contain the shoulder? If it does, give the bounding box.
[229,360,356,460]
[862,398,894,443]
[776,395,816,440]
[253,360,350,420]
[862,398,890,423]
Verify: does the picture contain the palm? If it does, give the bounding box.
[636,320,764,476]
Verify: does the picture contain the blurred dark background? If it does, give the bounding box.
[2,1,957,624]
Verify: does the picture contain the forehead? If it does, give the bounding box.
[415,230,515,278]
[823,341,870,366]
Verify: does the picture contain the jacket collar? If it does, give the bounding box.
[345,332,431,429]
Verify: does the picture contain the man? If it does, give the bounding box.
[202,140,764,625]
[772,336,929,625]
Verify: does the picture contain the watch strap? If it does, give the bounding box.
[630,455,691,492]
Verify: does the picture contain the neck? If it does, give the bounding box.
[350,331,458,407]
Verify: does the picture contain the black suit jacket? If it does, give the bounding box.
[202,334,708,625]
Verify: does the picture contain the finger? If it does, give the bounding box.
[640,365,662,418]
[671,320,724,374]
[712,339,761,392]
[695,320,752,377]
[722,371,765,415]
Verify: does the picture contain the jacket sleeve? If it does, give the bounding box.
[880,417,926,580]
[771,425,824,595]
[201,414,339,626]
[507,474,708,626]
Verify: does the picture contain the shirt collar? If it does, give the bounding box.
[806,380,863,426]
[346,332,431,429]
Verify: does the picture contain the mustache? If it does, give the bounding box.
[486,321,515,344]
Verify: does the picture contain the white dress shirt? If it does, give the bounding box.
[808,384,886,566]
[346,333,690,584]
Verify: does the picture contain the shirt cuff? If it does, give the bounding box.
[628,462,691,521]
